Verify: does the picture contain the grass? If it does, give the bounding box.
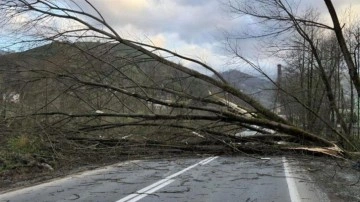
[7,134,40,154]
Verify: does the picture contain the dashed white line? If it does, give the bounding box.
[116,156,218,202]
[282,157,301,202]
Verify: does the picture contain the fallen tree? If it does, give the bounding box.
[0,0,359,159]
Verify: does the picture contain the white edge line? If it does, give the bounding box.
[116,156,218,202]
[282,157,301,202]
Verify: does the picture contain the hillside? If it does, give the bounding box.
[218,69,275,108]
[0,50,8,55]
[0,41,209,105]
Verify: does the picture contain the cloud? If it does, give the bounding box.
[149,34,167,47]
[98,0,150,12]
[4,0,356,75]
[295,0,360,26]
[85,0,238,73]
[172,0,211,7]
[91,0,231,45]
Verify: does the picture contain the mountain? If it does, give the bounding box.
[0,42,275,110]
[218,69,275,108]
[0,42,211,110]
[0,50,8,55]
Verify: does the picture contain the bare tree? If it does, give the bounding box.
[0,0,357,155]
[225,0,360,150]
[324,0,360,95]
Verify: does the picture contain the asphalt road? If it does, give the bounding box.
[0,156,329,202]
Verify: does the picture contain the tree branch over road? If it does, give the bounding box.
[0,0,359,157]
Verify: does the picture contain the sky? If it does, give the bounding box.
[87,0,360,76]
[2,0,360,76]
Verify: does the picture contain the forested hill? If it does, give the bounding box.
[0,42,211,112]
[217,69,275,108]
[0,42,275,110]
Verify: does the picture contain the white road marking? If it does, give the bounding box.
[165,156,213,179]
[127,179,175,202]
[200,156,218,165]
[116,179,172,202]
[282,157,301,202]
[116,156,218,202]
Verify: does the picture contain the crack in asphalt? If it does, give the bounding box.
[68,193,80,200]
[158,187,191,194]
[230,177,260,181]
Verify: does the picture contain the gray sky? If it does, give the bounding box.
[88,0,359,75]
[2,0,359,75]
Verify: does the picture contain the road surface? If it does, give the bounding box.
[0,156,329,202]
